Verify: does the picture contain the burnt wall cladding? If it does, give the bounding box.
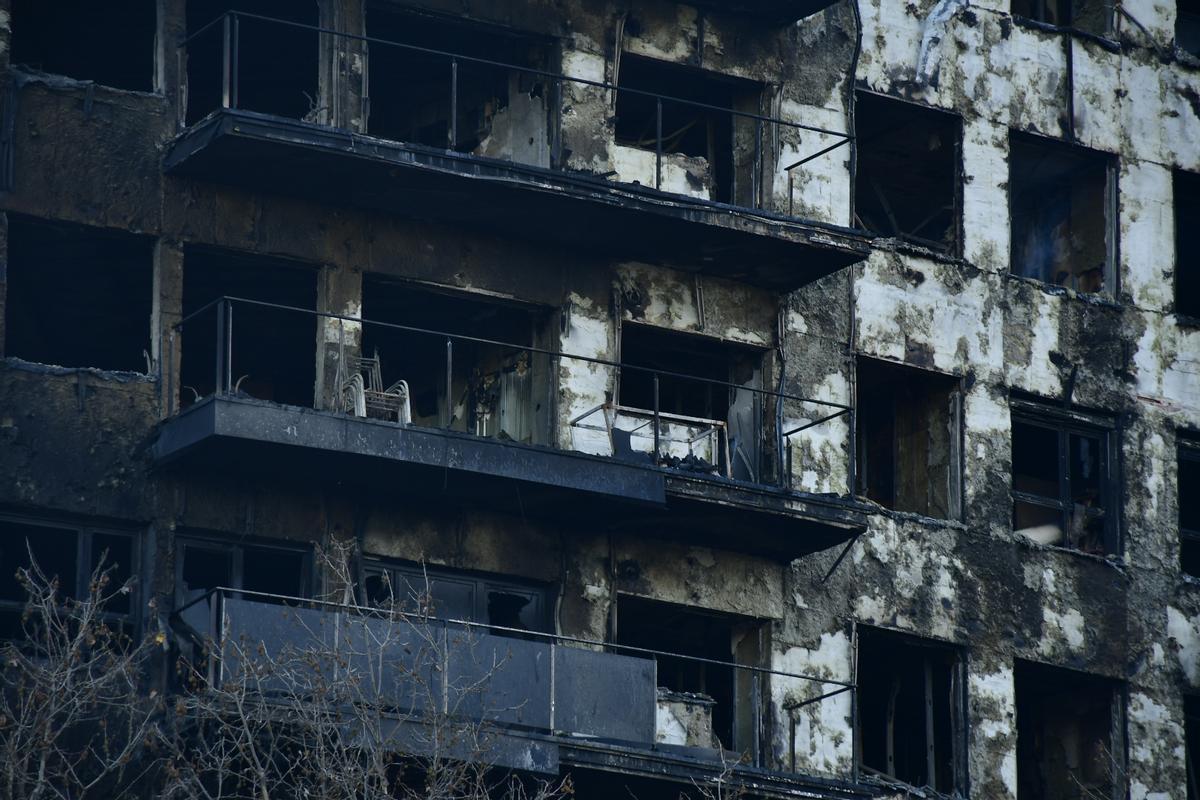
[0,0,1198,794]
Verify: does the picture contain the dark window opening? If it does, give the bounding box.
[0,517,137,638]
[618,323,764,481]
[180,248,318,409]
[1175,170,1200,319]
[1011,0,1114,35]
[1012,402,1116,555]
[614,55,763,205]
[12,0,155,91]
[185,0,320,125]
[1010,133,1116,295]
[854,93,961,255]
[1187,694,1200,800]
[362,561,551,636]
[360,277,551,444]
[856,627,964,793]
[1016,660,1123,800]
[615,595,764,759]
[365,5,551,161]
[4,216,153,373]
[1181,0,1200,56]
[1181,439,1200,577]
[856,358,961,519]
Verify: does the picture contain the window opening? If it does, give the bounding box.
[856,358,962,519]
[1181,438,1200,577]
[4,216,153,373]
[1015,660,1123,800]
[360,277,552,444]
[180,248,318,409]
[854,93,961,255]
[1181,0,1200,56]
[855,627,965,794]
[365,4,551,162]
[1010,0,1114,35]
[1011,402,1116,554]
[185,0,320,125]
[615,595,764,760]
[614,55,763,205]
[362,561,551,636]
[1176,170,1200,319]
[0,517,137,638]
[618,324,764,481]
[1010,133,1116,294]
[12,0,156,91]
[1187,694,1199,800]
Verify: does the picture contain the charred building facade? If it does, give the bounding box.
[1,0,1199,797]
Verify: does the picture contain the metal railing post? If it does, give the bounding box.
[444,337,453,427]
[652,373,660,462]
[214,301,226,395]
[221,14,232,109]
[449,59,458,150]
[754,118,763,209]
[224,299,233,394]
[230,13,240,110]
[655,97,663,190]
[552,77,563,168]
[167,329,175,416]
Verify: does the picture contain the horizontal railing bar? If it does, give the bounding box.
[179,585,857,689]
[184,11,853,141]
[179,295,853,412]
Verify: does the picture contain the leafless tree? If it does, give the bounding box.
[0,551,162,800]
[160,540,573,800]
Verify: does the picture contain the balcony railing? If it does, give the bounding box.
[171,587,859,781]
[166,296,853,494]
[178,12,852,220]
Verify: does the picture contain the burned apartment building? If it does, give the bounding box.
[1,0,1200,796]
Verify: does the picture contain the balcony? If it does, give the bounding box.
[165,12,871,291]
[152,296,870,561]
[171,588,872,799]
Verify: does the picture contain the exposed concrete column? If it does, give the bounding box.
[319,0,367,133]
[152,239,184,416]
[157,0,187,106]
[315,263,362,413]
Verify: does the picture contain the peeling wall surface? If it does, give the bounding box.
[1,0,1199,797]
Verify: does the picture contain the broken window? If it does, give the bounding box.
[855,627,965,794]
[1015,660,1124,800]
[0,516,136,638]
[12,0,156,91]
[1010,133,1117,294]
[360,277,552,444]
[361,561,551,635]
[614,55,764,205]
[854,92,961,255]
[1011,399,1117,555]
[615,595,765,761]
[617,323,764,481]
[1187,694,1200,800]
[4,215,153,373]
[365,4,552,162]
[174,537,309,635]
[180,248,318,409]
[1180,0,1200,56]
[856,358,962,519]
[185,0,320,125]
[1176,170,1200,319]
[1011,0,1114,35]
[1181,437,1200,577]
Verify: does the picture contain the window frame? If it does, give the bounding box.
[852,624,969,795]
[1007,131,1120,298]
[359,558,553,634]
[1010,397,1121,556]
[173,533,314,610]
[0,513,140,625]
